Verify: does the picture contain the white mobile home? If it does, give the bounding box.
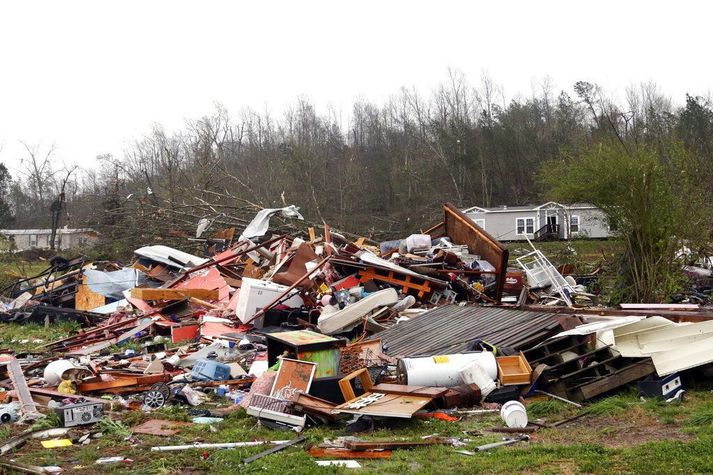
[0,228,99,251]
[463,202,610,242]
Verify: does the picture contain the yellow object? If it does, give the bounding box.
[496,352,533,386]
[57,379,77,395]
[42,439,73,448]
[472,281,485,293]
[318,283,330,295]
[432,355,450,364]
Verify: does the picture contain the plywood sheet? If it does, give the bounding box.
[333,392,432,418]
[75,275,105,311]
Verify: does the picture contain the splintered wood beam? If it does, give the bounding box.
[130,287,219,301]
[344,438,452,450]
[4,357,42,421]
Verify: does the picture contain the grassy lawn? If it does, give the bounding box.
[3,378,713,474]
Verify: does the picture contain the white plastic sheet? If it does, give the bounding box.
[85,268,145,300]
[134,245,208,269]
[239,205,304,241]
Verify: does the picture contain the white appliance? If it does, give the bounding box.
[235,278,304,324]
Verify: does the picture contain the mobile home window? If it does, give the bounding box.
[474,219,485,228]
[570,215,580,233]
[29,234,38,247]
[516,218,534,235]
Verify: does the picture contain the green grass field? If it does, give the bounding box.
[4,383,713,474]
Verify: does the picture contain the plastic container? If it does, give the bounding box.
[405,234,432,252]
[459,360,496,397]
[43,360,91,386]
[192,359,231,381]
[44,360,77,386]
[397,352,497,387]
[500,400,528,428]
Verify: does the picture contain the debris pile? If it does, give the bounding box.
[1,202,712,469]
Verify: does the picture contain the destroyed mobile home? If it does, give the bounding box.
[0,202,712,470]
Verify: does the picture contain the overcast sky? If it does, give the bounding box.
[0,0,711,174]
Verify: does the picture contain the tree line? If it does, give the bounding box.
[2,72,713,259]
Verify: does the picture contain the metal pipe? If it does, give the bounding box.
[150,440,291,452]
[534,389,583,408]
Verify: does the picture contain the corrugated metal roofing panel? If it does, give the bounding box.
[372,305,562,358]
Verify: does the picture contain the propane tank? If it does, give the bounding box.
[396,352,497,387]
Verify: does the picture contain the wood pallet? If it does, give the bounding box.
[525,335,655,402]
[358,267,432,298]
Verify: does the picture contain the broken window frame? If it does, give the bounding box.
[516,217,534,236]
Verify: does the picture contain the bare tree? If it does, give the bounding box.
[49,165,78,250]
[18,141,58,205]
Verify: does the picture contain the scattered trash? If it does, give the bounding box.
[41,439,73,448]
[95,457,133,465]
[242,436,307,464]
[500,400,528,428]
[316,460,362,468]
[1,201,712,472]
[457,435,531,454]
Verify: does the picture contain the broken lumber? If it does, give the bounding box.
[344,438,452,451]
[307,447,392,459]
[130,287,219,301]
[3,357,42,421]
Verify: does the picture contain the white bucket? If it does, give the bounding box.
[459,360,496,397]
[500,400,528,428]
[44,360,78,386]
[398,352,497,387]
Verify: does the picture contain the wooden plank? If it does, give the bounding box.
[3,357,42,420]
[371,383,449,398]
[576,359,655,401]
[517,304,713,323]
[130,287,219,301]
[294,393,338,421]
[78,377,140,392]
[27,387,108,405]
[620,303,700,310]
[78,372,169,392]
[345,438,452,450]
[307,447,392,459]
[75,275,105,311]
